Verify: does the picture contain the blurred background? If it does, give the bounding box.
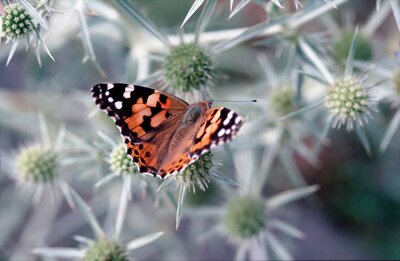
[1,0,400,260]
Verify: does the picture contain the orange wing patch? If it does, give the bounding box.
[158,153,192,178]
[190,108,223,155]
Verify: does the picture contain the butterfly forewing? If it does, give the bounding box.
[190,107,243,158]
[91,83,188,143]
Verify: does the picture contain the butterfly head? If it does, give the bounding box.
[182,101,211,125]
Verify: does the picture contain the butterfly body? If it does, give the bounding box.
[92,83,243,179]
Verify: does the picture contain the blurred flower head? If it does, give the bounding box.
[223,196,267,242]
[15,144,58,183]
[109,143,136,176]
[333,31,373,62]
[324,75,376,130]
[83,238,127,261]
[269,87,296,118]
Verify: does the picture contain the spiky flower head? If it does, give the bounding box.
[15,144,58,183]
[1,3,34,40]
[269,87,295,117]
[223,196,266,241]
[109,143,135,176]
[174,152,213,192]
[84,239,127,261]
[164,43,213,92]
[333,31,373,61]
[325,76,374,130]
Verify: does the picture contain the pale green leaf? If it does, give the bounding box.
[380,108,400,151]
[195,0,217,43]
[356,127,372,155]
[229,0,250,19]
[266,185,319,211]
[60,183,105,239]
[32,248,85,258]
[114,0,170,47]
[181,0,205,28]
[126,232,164,251]
[265,232,293,261]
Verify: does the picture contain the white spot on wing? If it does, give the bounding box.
[223,111,234,126]
[123,91,131,99]
[108,97,114,102]
[107,83,114,89]
[115,101,123,109]
[125,85,135,92]
[235,116,241,124]
[105,91,110,96]
[201,149,209,154]
[218,128,226,137]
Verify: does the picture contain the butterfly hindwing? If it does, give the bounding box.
[91,83,188,143]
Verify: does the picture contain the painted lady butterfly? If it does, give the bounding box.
[92,83,243,179]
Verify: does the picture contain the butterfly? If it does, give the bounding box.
[92,83,243,179]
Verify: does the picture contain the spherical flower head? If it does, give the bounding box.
[15,144,58,183]
[223,196,266,240]
[1,3,34,40]
[269,87,295,117]
[174,152,213,192]
[333,31,373,61]
[393,69,400,96]
[325,76,374,130]
[109,143,135,176]
[163,43,213,92]
[84,239,127,261]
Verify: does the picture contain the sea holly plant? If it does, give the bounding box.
[12,115,66,203]
[283,29,380,154]
[245,54,319,190]
[3,0,400,260]
[0,0,54,65]
[191,181,319,260]
[33,183,163,260]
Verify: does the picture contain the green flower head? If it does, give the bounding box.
[15,144,58,183]
[325,76,374,130]
[175,152,213,192]
[269,87,295,117]
[223,196,266,240]
[84,239,127,261]
[109,143,136,176]
[164,43,214,92]
[2,3,34,40]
